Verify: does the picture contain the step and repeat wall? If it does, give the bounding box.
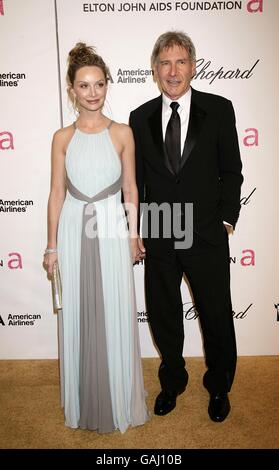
[1,0,278,358]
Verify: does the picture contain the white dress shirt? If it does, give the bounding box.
[162,88,192,156]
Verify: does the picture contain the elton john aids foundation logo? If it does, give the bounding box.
[0,252,23,269]
[0,131,14,150]
[230,249,255,266]
[247,0,263,13]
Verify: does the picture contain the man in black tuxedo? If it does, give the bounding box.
[129,31,243,422]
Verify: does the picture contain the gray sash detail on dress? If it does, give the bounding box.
[66,174,122,433]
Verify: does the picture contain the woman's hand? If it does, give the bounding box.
[43,252,58,276]
[130,236,146,264]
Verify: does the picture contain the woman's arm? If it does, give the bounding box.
[120,125,144,264]
[44,129,67,275]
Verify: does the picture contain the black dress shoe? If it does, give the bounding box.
[154,387,186,416]
[208,393,230,422]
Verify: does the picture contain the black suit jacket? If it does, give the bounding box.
[129,87,243,251]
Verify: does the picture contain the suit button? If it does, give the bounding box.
[175,178,180,184]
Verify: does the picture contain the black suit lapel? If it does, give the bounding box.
[148,98,163,151]
[147,92,207,175]
[180,96,207,170]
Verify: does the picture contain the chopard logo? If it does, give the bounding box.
[240,188,256,206]
[232,303,253,319]
[184,302,253,319]
[194,58,259,84]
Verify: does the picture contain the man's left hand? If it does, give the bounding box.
[224,223,234,235]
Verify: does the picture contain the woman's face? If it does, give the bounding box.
[71,65,107,113]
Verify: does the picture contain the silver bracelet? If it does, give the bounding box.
[44,248,57,255]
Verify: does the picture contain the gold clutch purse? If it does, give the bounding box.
[51,261,62,310]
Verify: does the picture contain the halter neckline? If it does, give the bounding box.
[73,120,114,135]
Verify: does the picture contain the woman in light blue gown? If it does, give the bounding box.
[44,43,149,433]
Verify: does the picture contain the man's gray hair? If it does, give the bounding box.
[151,31,196,67]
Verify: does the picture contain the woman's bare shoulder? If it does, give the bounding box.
[111,121,133,138]
[52,124,76,154]
[53,124,75,141]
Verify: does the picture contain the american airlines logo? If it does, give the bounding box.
[0,314,42,327]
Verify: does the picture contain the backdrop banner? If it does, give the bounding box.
[1,0,278,358]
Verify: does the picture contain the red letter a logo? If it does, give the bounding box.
[247,0,263,13]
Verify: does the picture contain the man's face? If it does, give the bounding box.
[154,44,196,100]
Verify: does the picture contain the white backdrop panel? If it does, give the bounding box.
[0,0,60,358]
[56,0,279,356]
[0,0,278,358]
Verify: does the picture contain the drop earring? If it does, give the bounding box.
[73,96,79,115]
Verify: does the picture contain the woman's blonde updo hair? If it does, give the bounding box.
[67,42,111,86]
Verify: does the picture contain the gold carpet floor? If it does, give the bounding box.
[0,357,278,449]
